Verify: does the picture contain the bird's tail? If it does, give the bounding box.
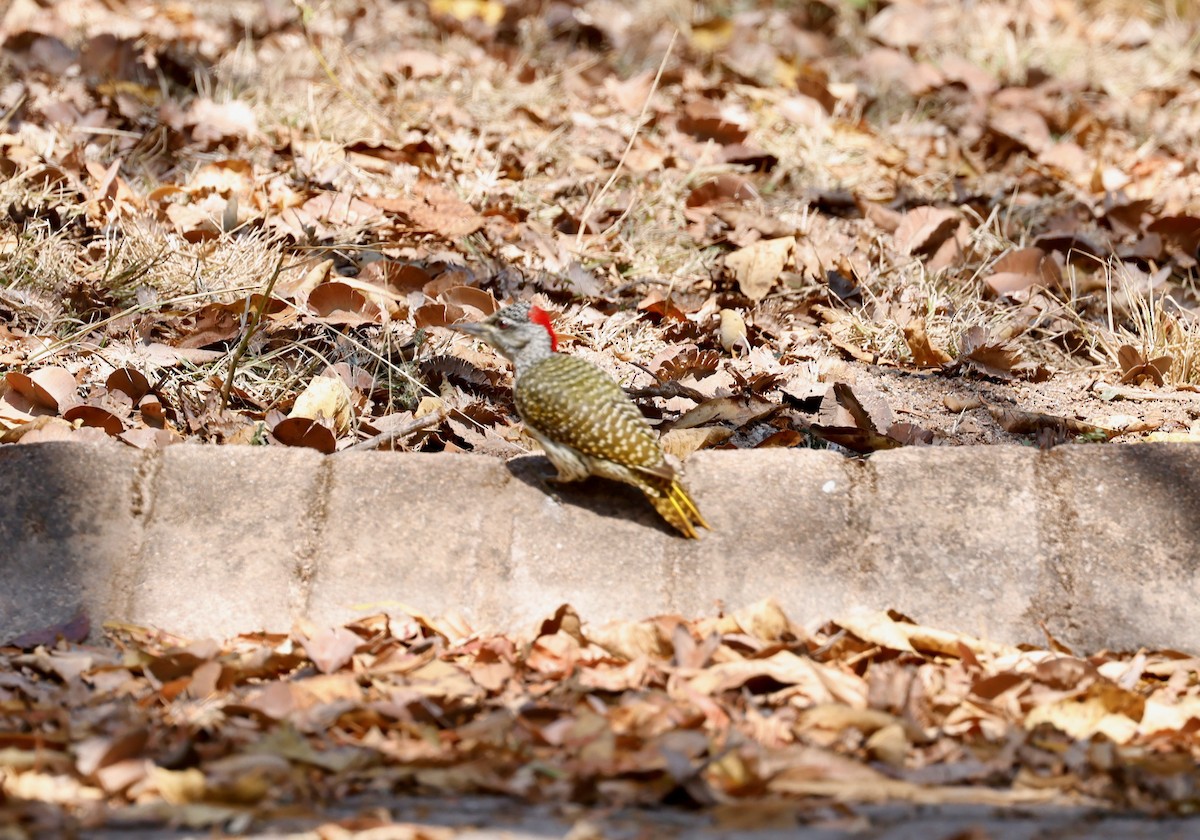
[646,477,711,539]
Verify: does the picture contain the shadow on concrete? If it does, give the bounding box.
[503,454,680,538]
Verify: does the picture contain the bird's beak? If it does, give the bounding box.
[450,321,487,337]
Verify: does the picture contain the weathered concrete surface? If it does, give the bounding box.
[2,441,1199,651]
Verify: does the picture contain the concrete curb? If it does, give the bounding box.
[2,441,1197,651]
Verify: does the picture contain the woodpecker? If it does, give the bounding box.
[453,302,710,538]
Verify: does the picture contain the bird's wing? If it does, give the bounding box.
[515,354,668,471]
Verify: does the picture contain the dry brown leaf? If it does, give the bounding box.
[957,327,1022,380]
[988,106,1051,155]
[289,375,353,435]
[836,611,916,653]
[987,405,1115,442]
[893,207,960,256]
[725,237,795,301]
[902,319,952,368]
[1024,685,1141,743]
[406,659,484,703]
[588,620,672,661]
[186,98,259,146]
[685,175,759,210]
[6,367,77,411]
[439,286,499,317]
[711,598,795,642]
[810,383,910,453]
[865,723,910,768]
[1,415,74,443]
[658,426,733,459]
[272,418,336,454]
[686,651,836,702]
[307,282,382,325]
[107,367,151,402]
[366,184,485,239]
[865,3,935,49]
[800,704,899,738]
[296,626,361,675]
[984,247,1063,296]
[1117,345,1171,387]
[62,404,123,436]
[414,302,466,329]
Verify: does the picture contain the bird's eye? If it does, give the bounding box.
[497,320,509,329]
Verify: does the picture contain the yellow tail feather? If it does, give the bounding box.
[648,478,711,539]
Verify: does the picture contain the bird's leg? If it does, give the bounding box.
[540,464,584,503]
[538,471,565,503]
[529,435,589,503]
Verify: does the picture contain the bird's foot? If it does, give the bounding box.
[539,474,567,504]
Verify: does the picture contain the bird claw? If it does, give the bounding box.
[539,474,566,505]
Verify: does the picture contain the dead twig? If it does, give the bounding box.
[341,406,449,453]
[626,361,708,402]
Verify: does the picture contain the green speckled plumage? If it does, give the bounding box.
[515,354,667,475]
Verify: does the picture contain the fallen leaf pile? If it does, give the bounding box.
[1,0,1199,454]
[3,602,1200,833]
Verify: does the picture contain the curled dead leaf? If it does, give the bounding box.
[713,598,795,642]
[836,611,916,653]
[308,282,382,325]
[62,404,123,436]
[272,418,336,454]
[297,626,362,674]
[6,367,78,411]
[685,175,759,210]
[902,319,952,368]
[718,309,749,356]
[956,327,1021,380]
[667,395,779,431]
[588,620,672,661]
[1117,345,1171,387]
[119,428,184,449]
[1024,684,1141,743]
[107,367,151,402]
[987,404,1115,442]
[439,286,498,317]
[865,723,910,768]
[415,302,466,329]
[984,247,1062,296]
[893,207,960,256]
[0,415,75,443]
[685,651,826,697]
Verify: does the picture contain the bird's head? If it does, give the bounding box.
[452,301,558,365]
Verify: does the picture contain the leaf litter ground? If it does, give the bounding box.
[2,0,1200,455]
[3,0,1200,833]
[6,602,1200,836]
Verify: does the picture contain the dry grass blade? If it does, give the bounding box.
[219,253,288,410]
[573,29,678,251]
